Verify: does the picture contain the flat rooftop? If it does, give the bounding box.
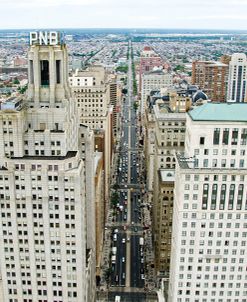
[189,102,247,122]
[159,169,175,182]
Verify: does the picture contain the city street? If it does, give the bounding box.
[108,41,148,300]
[96,41,157,302]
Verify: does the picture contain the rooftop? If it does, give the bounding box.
[159,169,175,182]
[0,96,24,111]
[189,102,247,122]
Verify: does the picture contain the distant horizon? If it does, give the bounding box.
[0,27,247,33]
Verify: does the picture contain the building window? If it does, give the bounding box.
[230,159,235,168]
[212,159,217,168]
[40,60,49,86]
[237,184,243,210]
[213,149,218,155]
[240,159,245,168]
[199,137,205,145]
[221,159,226,168]
[30,60,34,84]
[194,149,199,155]
[222,128,229,145]
[219,184,226,210]
[231,128,238,145]
[202,184,209,210]
[211,184,218,210]
[228,184,235,210]
[56,60,61,84]
[240,128,247,145]
[213,128,220,145]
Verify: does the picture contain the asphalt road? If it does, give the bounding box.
[110,41,145,293]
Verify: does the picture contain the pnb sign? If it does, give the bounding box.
[29,31,61,46]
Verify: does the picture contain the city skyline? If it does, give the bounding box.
[0,0,247,30]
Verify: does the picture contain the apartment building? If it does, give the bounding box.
[169,102,247,302]
[192,60,228,102]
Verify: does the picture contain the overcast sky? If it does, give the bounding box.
[0,0,247,30]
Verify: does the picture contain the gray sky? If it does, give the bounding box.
[0,0,247,30]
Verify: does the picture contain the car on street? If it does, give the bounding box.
[122,238,126,243]
[141,274,145,280]
[122,257,125,262]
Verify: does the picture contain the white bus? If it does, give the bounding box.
[115,296,121,302]
[111,255,116,264]
[139,237,144,246]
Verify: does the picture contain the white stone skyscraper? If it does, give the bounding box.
[227,53,247,102]
[0,32,95,302]
[169,102,247,302]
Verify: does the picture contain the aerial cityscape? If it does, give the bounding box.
[0,1,247,302]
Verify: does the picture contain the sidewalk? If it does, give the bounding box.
[142,193,156,290]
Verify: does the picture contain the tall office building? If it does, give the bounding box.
[108,74,121,141]
[227,53,247,102]
[192,60,228,102]
[69,66,113,204]
[151,101,186,276]
[0,32,95,302]
[144,93,186,276]
[169,102,247,302]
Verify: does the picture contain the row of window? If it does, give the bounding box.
[177,298,246,302]
[212,128,247,145]
[195,148,246,156]
[202,183,245,210]
[184,173,245,182]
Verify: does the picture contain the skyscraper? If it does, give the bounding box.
[227,53,247,102]
[69,66,113,204]
[0,31,95,302]
[169,102,247,302]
